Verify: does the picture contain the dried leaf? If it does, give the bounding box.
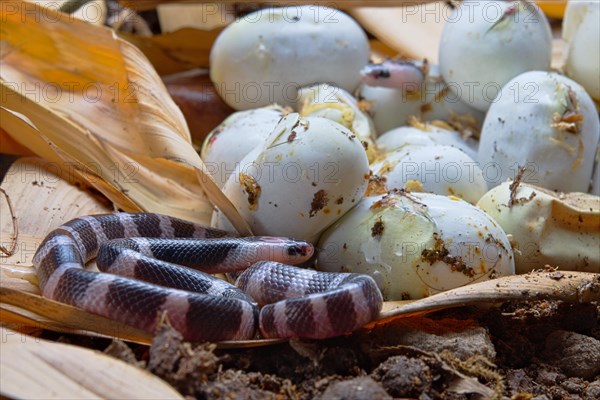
[0,328,183,399]
[0,1,250,234]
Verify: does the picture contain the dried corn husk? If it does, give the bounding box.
[0,328,183,399]
[0,0,250,234]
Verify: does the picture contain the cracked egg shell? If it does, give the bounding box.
[371,144,488,204]
[317,192,515,300]
[439,0,552,111]
[377,125,478,160]
[210,6,369,110]
[477,181,600,273]
[478,71,600,192]
[201,106,286,187]
[212,113,370,243]
[358,62,485,135]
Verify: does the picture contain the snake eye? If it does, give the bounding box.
[287,244,310,257]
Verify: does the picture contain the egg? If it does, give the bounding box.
[358,62,484,135]
[210,6,369,110]
[477,181,600,273]
[377,124,478,161]
[317,192,515,300]
[478,71,600,192]
[371,145,488,204]
[201,106,287,187]
[298,84,379,162]
[212,113,370,242]
[439,0,552,111]
[562,0,600,101]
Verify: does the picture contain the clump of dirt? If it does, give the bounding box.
[96,300,600,399]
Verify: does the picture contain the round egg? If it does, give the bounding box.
[317,192,515,300]
[563,1,600,101]
[358,62,485,135]
[298,84,379,162]
[212,113,370,243]
[478,71,600,192]
[210,6,369,110]
[478,181,600,273]
[377,125,478,160]
[371,144,488,204]
[439,0,552,111]
[201,106,286,187]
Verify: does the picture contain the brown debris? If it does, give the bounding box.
[309,189,329,218]
[239,173,261,211]
[508,167,536,208]
[421,233,475,278]
[371,217,385,239]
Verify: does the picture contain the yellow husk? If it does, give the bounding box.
[0,0,250,234]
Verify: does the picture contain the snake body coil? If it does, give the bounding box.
[33,213,383,341]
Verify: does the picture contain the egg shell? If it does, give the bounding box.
[377,125,478,160]
[477,181,600,273]
[439,0,552,111]
[563,1,600,100]
[210,6,369,110]
[298,84,379,162]
[371,144,488,204]
[317,192,515,300]
[212,113,370,242]
[358,63,485,135]
[478,71,600,192]
[201,106,286,187]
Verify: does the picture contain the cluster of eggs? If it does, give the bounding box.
[204,2,599,301]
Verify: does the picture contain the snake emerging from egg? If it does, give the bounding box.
[32,213,383,341]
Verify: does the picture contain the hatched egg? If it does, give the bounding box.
[371,144,488,204]
[478,71,600,192]
[317,192,515,300]
[377,124,478,160]
[212,113,370,243]
[201,106,287,187]
[478,181,599,273]
[210,6,369,110]
[439,0,552,111]
[358,62,484,135]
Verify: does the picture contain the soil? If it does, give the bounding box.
[54,300,600,399]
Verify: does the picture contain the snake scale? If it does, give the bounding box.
[33,213,383,341]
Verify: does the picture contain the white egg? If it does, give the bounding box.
[478,71,600,192]
[358,63,485,135]
[212,113,370,242]
[298,84,378,162]
[563,1,600,101]
[201,106,286,187]
[371,145,488,204]
[377,125,478,160]
[478,181,600,273]
[317,192,515,300]
[210,6,369,110]
[439,0,552,111]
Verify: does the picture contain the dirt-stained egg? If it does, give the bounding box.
[478,71,600,192]
[317,192,515,300]
[358,62,484,135]
[377,124,478,160]
[201,106,287,187]
[477,181,600,273]
[439,0,552,111]
[298,84,379,162]
[371,144,488,204]
[212,113,370,242]
[210,6,369,110]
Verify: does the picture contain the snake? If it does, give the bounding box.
[32,213,383,342]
